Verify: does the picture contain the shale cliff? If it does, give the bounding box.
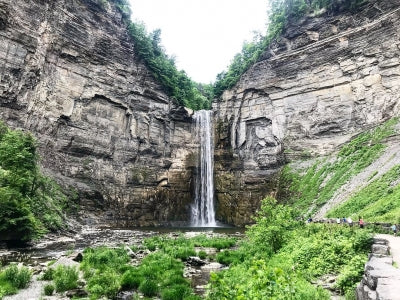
[0,0,198,226]
[214,0,400,225]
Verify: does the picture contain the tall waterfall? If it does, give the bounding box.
[191,110,216,227]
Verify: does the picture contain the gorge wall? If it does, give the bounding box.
[214,0,400,225]
[0,0,199,226]
[2,0,400,228]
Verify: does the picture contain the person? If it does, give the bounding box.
[336,217,341,225]
[348,217,353,227]
[391,224,397,236]
[359,217,364,229]
[342,217,347,224]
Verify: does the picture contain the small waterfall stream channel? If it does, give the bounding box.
[0,110,244,299]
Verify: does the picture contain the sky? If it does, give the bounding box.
[128,0,268,83]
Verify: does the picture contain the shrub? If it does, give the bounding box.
[4,264,31,289]
[120,268,143,290]
[161,284,192,300]
[40,268,54,281]
[43,283,55,296]
[138,279,158,297]
[216,250,245,266]
[87,269,120,299]
[81,247,130,274]
[198,250,207,259]
[53,265,78,292]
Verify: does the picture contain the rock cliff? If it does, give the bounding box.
[214,0,400,225]
[0,0,198,226]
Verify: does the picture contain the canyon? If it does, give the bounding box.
[1,0,400,227]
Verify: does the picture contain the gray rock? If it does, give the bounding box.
[186,256,206,266]
[213,0,400,225]
[372,244,390,255]
[0,0,199,227]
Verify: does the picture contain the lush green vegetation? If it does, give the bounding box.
[0,122,76,241]
[213,0,369,97]
[0,264,31,298]
[103,0,213,110]
[279,118,397,217]
[206,197,372,300]
[47,235,234,299]
[327,165,400,223]
[53,265,79,293]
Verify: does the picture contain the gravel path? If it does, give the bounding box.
[3,275,47,300]
[376,234,400,265]
[314,136,400,219]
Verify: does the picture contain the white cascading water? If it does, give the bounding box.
[191,110,216,227]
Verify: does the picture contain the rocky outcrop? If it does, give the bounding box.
[357,237,400,300]
[0,0,198,226]
[213,0,400,225]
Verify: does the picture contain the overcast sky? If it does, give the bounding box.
[128,0,268,83]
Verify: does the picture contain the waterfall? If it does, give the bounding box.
[191,110,216,227]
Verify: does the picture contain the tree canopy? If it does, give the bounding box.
[0,123,74,241]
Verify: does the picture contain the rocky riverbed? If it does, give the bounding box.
[0,226,244,300]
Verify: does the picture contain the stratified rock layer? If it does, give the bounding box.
[0,0,198,226]
[214,0,400,225]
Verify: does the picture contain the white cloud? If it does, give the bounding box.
[129,0,267,83]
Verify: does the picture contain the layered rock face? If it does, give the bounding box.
[0,0,198,226]
[214,0,400,225]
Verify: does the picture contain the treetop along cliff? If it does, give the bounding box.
[103,0,212,110]
[213,0,370,98]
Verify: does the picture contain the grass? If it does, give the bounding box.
[53,265,78,292]
[43,283,55,296]
[78,237,226,300]
[0,264,31,298]
[327,165,400,223]
[207,223,372,300]
[280,118,398,217]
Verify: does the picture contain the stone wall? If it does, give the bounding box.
[213,0,400,225]
[0,0,198,226]
[357,237,400,300]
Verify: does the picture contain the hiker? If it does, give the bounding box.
[336,217,341,225]
[347,217,353,227]
[391,224,397,236]
[342,217,347,224]
[359,218,364,229]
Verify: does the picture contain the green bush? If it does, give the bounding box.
[120,268,143,290]
[198,250,207,259]
[0,122,73,241]
[138,279,158,297]
[216,249,245,266]
[43,283,55,296]
[161,284,192,300]
[81,247,130,274]
[87,269,120,299]
[40,268,54,281]
[3,264,31,289]
[53,265,78,292]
